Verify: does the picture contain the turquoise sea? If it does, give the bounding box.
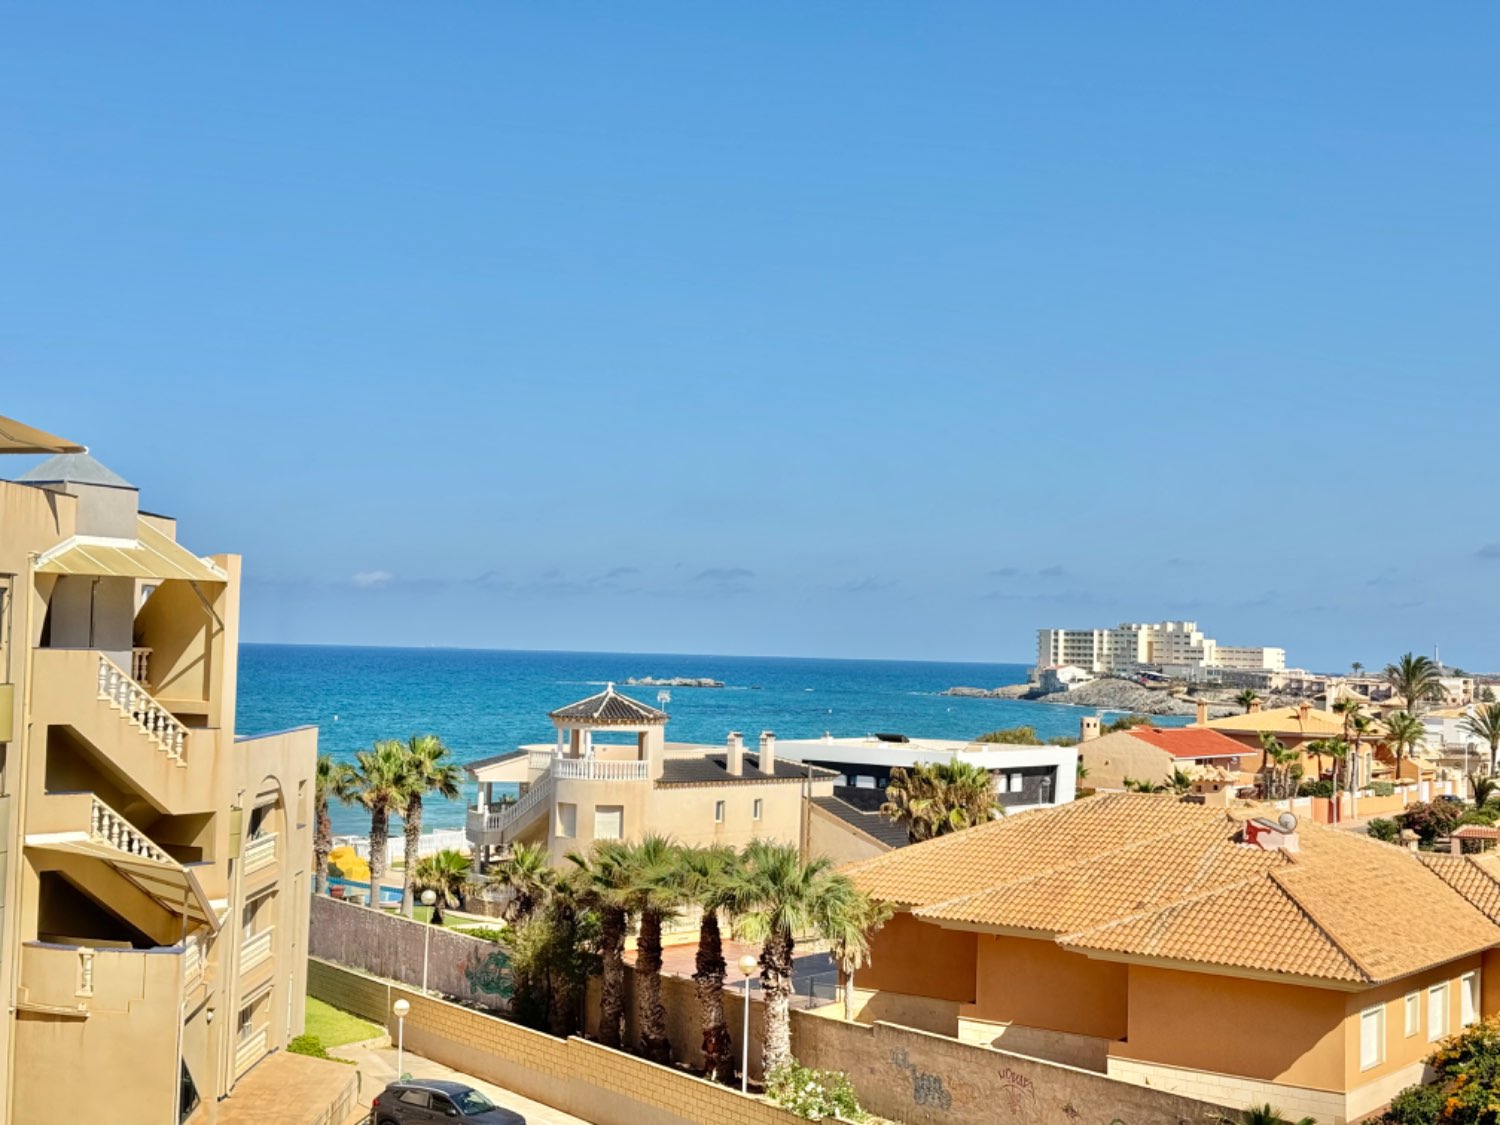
[236,644,1148,835]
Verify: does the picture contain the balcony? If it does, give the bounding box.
[466,775,553,849]
[18,940,188,1017]
[241,927,274,973]
[244,832,278,876]
[552,756,650,781]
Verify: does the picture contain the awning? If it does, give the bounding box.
[0,413,85,455]
[35,518,228,584]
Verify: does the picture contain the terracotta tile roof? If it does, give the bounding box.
[1124,727,1249,760]
[1201,706,1351,737]
[1420,853,1500,922]
[549,684,668,726]
[845,792,1500,985]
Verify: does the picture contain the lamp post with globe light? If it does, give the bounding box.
[392,998,410,1079]
[420,889,439,994]
[738,953,758,1092]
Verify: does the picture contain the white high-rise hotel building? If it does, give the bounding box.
[1037,621,1285,676]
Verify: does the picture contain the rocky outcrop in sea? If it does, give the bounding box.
[626,676,725,688]
[943,677,1244,718]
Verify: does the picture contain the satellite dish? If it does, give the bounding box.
[1278,812,1298,832]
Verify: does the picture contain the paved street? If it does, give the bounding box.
[334,1040,591,1125]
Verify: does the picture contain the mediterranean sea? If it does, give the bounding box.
[236,644,1170,834]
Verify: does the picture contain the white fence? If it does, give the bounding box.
[332,828,470,860]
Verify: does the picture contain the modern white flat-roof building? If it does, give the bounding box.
[1037,620,1285,679]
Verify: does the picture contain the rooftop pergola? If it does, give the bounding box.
[548,683,667,759]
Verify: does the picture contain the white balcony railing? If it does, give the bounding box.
[241,927,273,973]
[552,756,650,782]
[235,1027,268,1074]
[91,796,172,864]
[244,832,278,875]
[96,653,188,762]
[528,749,556,770]
[470,776,553,834]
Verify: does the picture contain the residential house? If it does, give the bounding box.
[0,423,322,1122]
[845,793,1500,1124]
[1077,719,1249,792]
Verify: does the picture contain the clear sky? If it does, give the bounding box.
[4,5,1498,669]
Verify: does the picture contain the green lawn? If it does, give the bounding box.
[304,996,382,1048]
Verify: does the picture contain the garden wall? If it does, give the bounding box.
[309,894,513,1011]
[308,958,802,1125]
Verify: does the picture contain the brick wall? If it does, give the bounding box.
[309,959,800,1125]
[310,894,514,1012]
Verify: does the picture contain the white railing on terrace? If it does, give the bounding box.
[244,832,278,874]
[552,756,650,781]
[528,749,556,770]
[241,927,273,973]
[91,796,172,864]
[235,1027,268,1074]
[131,647,152,683]
[96,653,188,762]
[472,776,553,834]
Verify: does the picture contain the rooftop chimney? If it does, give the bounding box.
[758,731,777,775]
[1080,716,1101,743]
[1195,700,1209,726]
[1297,701,1311,724]
[726,732,744,776]
[1249,698,1263,713]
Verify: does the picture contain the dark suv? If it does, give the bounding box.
[371,1080,523,1124]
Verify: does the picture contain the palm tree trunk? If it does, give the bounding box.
[367,805,389,910]
[840,967,854,1021]
[598,907,627,1048]
[760,932,795,1075]
[693,911,731,1081]
[400,796,423,917]
[637,908,671,1064]
[313,799,332,896]
[1490,736,1498,777]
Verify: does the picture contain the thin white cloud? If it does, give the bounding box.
[351,570,395,589]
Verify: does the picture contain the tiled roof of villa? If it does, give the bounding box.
[845,793,1500,985]
[655,754,835,787]
[1123,726,1247,760]
[1420,853,1500,922]
[1201,706,1366,737]
[549,684,668,725]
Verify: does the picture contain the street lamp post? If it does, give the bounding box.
[420,889,438,994]
[392,998,410,1080]
[738,953,758,1094]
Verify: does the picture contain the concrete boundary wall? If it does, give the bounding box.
[308,959,800,1125]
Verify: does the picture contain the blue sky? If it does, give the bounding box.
[4,4,1499,669]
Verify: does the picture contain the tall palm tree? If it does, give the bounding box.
[727,841,863,1075]
[1384,711,1426,783]
[397,734,464,918]
[1351,661,1364,676]
[350,740,407,909]
[880,759,997,843]
[567,840,634,1048]
[1332,697,1366,793]
[313,754,356,896]
[677,844,741,1081]
[1462,703,1500,774]
[1233,689,1261,714]
[1385,652,1443,714]
[485,841,556,923]
[826,892,893,1021]
[625,835,681,1064]
[412,848,474,925]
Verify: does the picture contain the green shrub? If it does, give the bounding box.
[288,1033,330,1060]
[1381,1080,1445,1124]
[1398,800,1463,845]
[1371,781,1395,797]
[977,726,1038,744]
[1297,779,1335,798]
[1460,806,1500,827]
[765,1060,867,1122]
[457,925,509,943]
[1367,818,1400,844]
[1103,714,1152,734]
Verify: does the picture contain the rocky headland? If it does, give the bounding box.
[626,676,725,689]
[941,677,1288,719]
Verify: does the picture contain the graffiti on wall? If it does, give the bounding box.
[890,1048,953,1110]
[996,1066,1039,1114]
[463,947,514,1004]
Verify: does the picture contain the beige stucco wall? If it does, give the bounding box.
[1078,729,1176,791]
[806,803,889,867]
[859,912,977,1003]
[970,932,1129,1041]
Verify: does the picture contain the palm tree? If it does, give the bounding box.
[880,759,997,843]
[826,892,894,1021]
[485,841,556,923]
[1257,733,1297,800]
[1240,1105,1316,1125]
[412,848,473,925]
[397,734,464,918]
[727,841,863,1075]
[313,754,356,896]
[349,740,407,909]
[624,834,681,1064]
[1351,661,1364,676]
[1384,711,1426,783]
[1469,774,1498,807]
[567,840,634,1048]
[677,844,741,1081]
[1123,777,1169,793]
[1332,698,1366,794]
[1233,689,1261,714]
[1385,652,1443,714]
[1462,703,1500,774]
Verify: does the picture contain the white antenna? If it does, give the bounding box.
[657,690,671,707]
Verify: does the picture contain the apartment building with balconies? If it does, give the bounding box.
[0,415,321,1123]
[465,684,837,868]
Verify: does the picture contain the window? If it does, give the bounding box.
[237,1006,252,1041]
[1429,983,1449,1041]
[714,800,725,823]
[1359,1005,1385,1070]
[1463,971,1480,1027]
[1404,992,1420,1037]
[752,798,763,821]
[396,1090,431,1108]
[557,802,577,839]
[1008,773,1024,793]
[594,805,623,841]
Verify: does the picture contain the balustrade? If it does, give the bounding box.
[90,796,172,864]
[96,653,187,762]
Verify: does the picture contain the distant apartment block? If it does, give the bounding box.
[1037,620,1285,680]
[0,418,322,1123]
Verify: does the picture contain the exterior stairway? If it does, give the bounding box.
[30,648,214,814]
[467,774,552,849]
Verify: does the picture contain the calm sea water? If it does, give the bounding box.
[236,644,1144,835]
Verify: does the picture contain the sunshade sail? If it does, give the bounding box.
[0,414,85,454]
[34,518,227,584]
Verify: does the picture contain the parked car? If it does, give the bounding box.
[372,1080,523,1124]
[1438,794,1466,805]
